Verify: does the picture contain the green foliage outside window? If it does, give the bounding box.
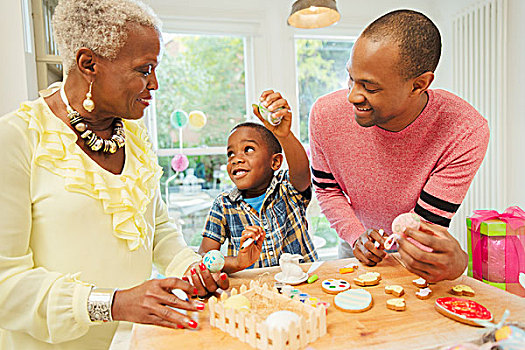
[296,39,354,143]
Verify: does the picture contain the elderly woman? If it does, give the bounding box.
[0,0,243,348]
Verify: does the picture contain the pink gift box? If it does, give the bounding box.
[466,206,525,297]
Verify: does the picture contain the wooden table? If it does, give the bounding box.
[129,256,525,349]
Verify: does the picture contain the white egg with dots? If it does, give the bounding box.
[203,250,225,273]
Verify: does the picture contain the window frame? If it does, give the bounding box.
[145,17,260,157]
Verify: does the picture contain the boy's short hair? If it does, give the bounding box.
[231,122,282,155]
[361,9,441,79]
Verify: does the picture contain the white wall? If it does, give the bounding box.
[506,0,525,208]
[0,0,37,116]
[3,0,523,207]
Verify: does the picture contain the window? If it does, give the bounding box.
[295,37,354,259]
[154,33,249,248]
[31,0,63,90]
[295,38,354,143]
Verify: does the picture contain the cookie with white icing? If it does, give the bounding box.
[416,287,433,300]
[412,277,428,288]
[385,285,405,297]
[354,272,381,287]
[321,279,351,294]
[451,285,475,297]
[386,298,406,311]
[334,289,373,313]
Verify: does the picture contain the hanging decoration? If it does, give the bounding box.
[170,109,189,129]
[188,110,207,130]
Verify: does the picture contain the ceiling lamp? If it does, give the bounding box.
[287,0,340,29]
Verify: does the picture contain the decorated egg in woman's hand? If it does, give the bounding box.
[203,250,225,273]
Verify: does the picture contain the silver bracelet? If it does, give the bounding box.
[87,287,117,323]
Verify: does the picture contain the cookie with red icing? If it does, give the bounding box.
[434,297,492,326]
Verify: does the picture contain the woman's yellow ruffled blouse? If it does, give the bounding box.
[0,98,201,349]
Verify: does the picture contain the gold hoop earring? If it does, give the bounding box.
[83,81,95,112]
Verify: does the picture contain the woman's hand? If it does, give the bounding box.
[253,90,292,139]
[352,229,386,266]
[184,262,230,298]
[398,221,468,283]
[236,226,265,270]
[112,278,204,329]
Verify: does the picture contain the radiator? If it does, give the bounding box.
[450,0,508,248]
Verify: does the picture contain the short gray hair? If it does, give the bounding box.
[52,0,162,73]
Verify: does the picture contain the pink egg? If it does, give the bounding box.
[391,213,433,252]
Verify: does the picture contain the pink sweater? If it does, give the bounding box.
[309,89,490,245]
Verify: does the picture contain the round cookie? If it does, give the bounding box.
[435,297,492,326]
[334,289,373,313]
[321,279,351,294]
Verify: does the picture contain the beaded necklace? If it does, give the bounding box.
[59,84,125,154]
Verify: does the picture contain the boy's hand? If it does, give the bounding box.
[253,90,292,139]
[236,226,266,270]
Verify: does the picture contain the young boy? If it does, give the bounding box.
[198,90,318,273]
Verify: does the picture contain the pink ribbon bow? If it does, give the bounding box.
[470,206,525,231]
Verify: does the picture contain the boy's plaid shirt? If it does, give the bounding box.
[202,170,318,267]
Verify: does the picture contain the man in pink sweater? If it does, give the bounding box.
[309,9,489,282]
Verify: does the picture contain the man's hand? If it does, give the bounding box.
[398,221,468,283]
[352,229,386,266]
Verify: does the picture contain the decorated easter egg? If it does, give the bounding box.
[202,250,225,273]
[391,212,433,252]
[223,294,251,311]
[264,310,300,331]
[256,103,284,126]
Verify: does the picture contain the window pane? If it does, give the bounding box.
[42,0,59,56]
[155,34,247,149]
[159,155,231,247]
[295,39,354,143]
[296,39,354,260]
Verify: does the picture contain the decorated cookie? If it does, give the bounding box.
[451,285,475,297]
[334,289,373,313]
[202,250,225,273]
[435,297,492,326]
[386,298,406,311]
[413,277,428,288]
[354,272,381,287]
[385,285,405,297]
[416,287,433,300]
[321,279,351,294]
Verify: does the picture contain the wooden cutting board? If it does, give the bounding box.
[129,256,525,350]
